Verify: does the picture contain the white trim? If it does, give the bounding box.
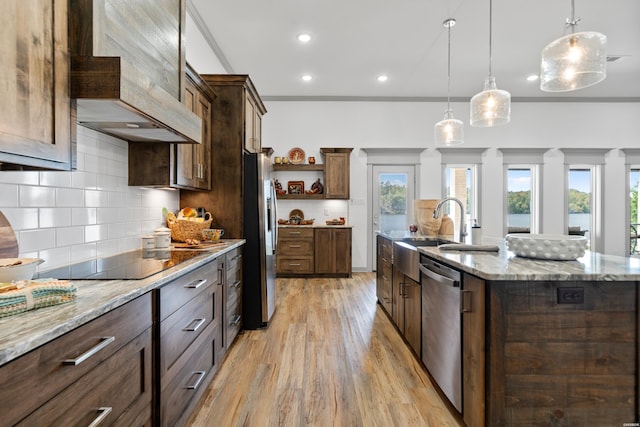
[438,148,488,164]
[499,148,549,164]
[360,148,425,165]
[561,148,609,165]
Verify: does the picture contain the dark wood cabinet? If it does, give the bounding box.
[461,273,485,427]
[273,148,353,200]
[0,0,74,170]
[155,258,223,427]
[224,247,243,350]
[376,235,393,314]
[321,148,352,199]
[276,227,315,275]
[0,295,152,426]
[180,75,266,239]
[128,64,214,189]
[314,227,352,276]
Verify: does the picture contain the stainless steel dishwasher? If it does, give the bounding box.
[419,255,462,413]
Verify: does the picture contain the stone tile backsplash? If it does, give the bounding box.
[0,126,179,271]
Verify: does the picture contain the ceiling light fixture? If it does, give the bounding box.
[301,74,313,82]
[297,33,311,43]
[526,74,540,82]
[470,0,511,127]
[434,18,463,147]
[377,75,388,82]
[540,0,607,92]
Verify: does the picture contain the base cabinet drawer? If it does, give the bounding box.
[18,328,152,427]
[277,257,314,274]
[160,320,217,427]
[0,294,152,426]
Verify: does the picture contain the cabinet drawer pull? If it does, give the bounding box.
[383,297,392,303]
[288,263,301,266]
[288,231,301,235]
[63,336,115,366]
[185,370,207,390]
[288,245,301,248]
[185,279,207,289]
[231,280,241,289]
[183,318,206,332]
[230,315,242,326]
[87,407,113,427]
[232,254,242,261]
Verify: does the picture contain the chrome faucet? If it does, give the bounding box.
[433,197,467,243]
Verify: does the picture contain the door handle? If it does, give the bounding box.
[460,290,472,313]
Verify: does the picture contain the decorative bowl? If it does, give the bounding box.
[0,258,45,283]
[505,234,587,260]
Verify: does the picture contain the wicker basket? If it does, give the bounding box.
[166,213,213,242]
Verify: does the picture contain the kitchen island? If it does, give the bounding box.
[417,238,640,427]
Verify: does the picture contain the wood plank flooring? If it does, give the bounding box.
[186,273,463,427]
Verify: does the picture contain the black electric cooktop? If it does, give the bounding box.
[36,249,203,280]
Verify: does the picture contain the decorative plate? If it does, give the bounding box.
[288,147,306,164]
[289,209,304,220]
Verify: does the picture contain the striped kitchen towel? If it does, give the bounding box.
[0,279,77,318]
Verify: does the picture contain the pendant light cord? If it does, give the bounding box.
[446,20,452,111]
[488,0,493,76]
[566,0,580,33]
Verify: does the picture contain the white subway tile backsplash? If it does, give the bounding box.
[19,228,56,252]
[20,186,56,207]
[2,208,38,230]
[56,188,84,207]
[40,208,72,228]
[56,226,85,247]
[0,126,180,261]
[71,207,98,226]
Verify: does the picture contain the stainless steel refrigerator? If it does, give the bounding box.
[242,152,277,329]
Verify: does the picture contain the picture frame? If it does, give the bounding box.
[287,180,304,195]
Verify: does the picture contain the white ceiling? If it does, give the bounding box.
[189,0,640,101]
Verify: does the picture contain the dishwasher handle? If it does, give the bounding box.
[420,264,460,287]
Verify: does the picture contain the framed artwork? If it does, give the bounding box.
[287,181,304,195]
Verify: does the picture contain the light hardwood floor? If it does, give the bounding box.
[186,273,463,427]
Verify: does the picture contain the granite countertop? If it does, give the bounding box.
[377,230,451,241]
[418,237,640,281]
[0,239,245,366]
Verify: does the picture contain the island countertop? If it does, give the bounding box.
[0,240,245,366]
[418,237,640,281]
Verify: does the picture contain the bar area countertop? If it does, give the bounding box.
[417,236,640,281]
[0,240,245,365]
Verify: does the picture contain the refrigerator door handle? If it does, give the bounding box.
[269,179,278,255]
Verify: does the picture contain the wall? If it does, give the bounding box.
[0,127,179,271]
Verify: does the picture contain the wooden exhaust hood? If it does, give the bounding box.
[69,0,201,145]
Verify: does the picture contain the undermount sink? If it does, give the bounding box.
[505,234,587,260]
[401,237,451,247]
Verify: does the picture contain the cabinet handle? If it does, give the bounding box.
[288,245,301,248]
[288,231,301,235]
[183,318,206,332]
[185,279,207,289]
[399,282,405,297]
[288,263,301,266]
[383,297,392,303]
[232,254,242,261]
[87,407,113,427]
[460,290,473,313]
[63,336,115,366]
[230,315,242,326]
[185,370,207,390]
[230,280,241,289]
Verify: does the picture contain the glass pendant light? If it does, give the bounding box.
[435,18,463,147]
[470,0,511,127]
[540,0,607,92]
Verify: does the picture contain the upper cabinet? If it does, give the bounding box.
[69,0,201,144]
[273,148,353,200]
[0,1,75,170]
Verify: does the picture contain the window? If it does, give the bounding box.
[444,165,478,237]
[567,167,593,245]
[506,166,539,233]
[630,168,640,255]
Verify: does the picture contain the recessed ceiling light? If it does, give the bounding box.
[301,74,313,82]
[377,75,388,82]
[526,74,539,82]
[297,34,311,43]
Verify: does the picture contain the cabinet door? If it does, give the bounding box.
[176,74,212,190]
[404,277,421,356]
[314,228,333,274]
[0,0,73,170]
[392,266,405,331]
[333,228,352,275]
[324,153,350,199]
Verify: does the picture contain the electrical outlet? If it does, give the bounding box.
[557,287,584,304]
